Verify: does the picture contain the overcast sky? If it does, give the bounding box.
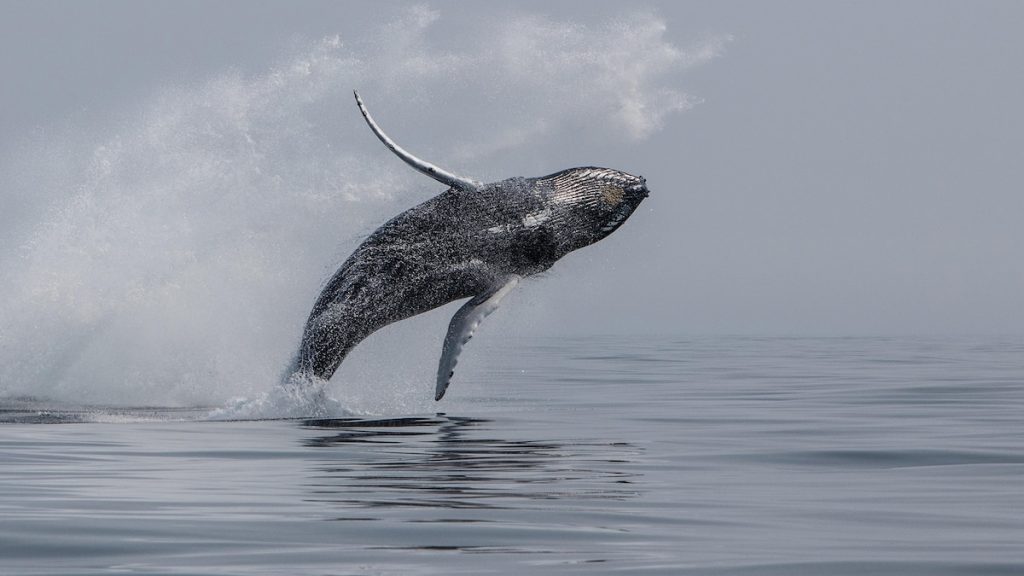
[1,0,1022,344]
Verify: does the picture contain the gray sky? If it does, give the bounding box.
[2,0,1022,343]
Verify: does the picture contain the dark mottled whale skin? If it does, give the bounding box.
[291,92,649,400]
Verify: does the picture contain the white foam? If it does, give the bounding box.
[208,374,355,421]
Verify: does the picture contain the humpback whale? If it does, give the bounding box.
[291,91,649,400]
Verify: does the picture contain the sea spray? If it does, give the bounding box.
[0,6,727,415]
[209,373,354,421]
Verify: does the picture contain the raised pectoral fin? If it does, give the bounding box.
[353,91,482,192]
[435,276,520,401]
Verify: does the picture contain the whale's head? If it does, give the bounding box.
[351,91,648,255]
[538,167,649,251]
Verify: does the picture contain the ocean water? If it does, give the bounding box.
[1,335,1022,575]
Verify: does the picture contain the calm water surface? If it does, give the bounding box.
[2,336,1023,575]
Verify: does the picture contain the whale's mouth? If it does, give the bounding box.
[627,181,649,199]
[598,181,646,235]
[599,202,638,234]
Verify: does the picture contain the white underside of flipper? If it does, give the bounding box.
[353,90,482,192]
[435,275,520,400]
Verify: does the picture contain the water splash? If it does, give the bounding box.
[209,373,354,421]
[0,6,728,416]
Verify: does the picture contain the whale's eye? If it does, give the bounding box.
[600,185,624,207]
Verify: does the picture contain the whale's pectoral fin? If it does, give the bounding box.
[435,275,521,401]
[353,90,482,192]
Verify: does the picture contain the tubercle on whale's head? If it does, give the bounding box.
[537,167,649,249]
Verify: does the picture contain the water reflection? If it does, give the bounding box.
[301,415,641,513]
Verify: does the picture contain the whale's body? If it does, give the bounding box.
[291,93,649,400]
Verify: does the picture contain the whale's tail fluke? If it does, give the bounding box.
[353,90,482,192]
